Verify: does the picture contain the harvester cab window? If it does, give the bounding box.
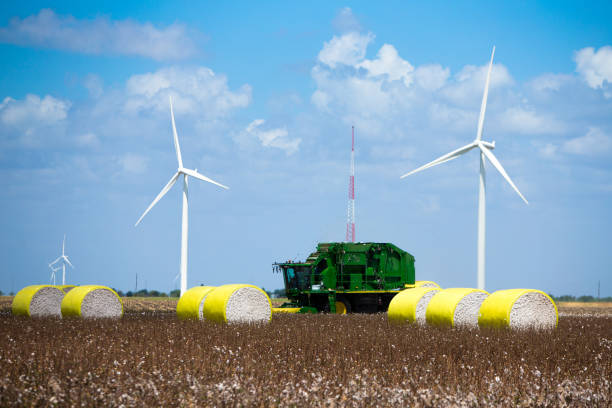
[286,268,295,286]
[284,266,311,290]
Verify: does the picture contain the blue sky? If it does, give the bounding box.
[1,1,611,296]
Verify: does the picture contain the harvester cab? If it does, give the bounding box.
[273,242,416,314]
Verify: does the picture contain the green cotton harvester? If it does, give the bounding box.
[273,242,415,313]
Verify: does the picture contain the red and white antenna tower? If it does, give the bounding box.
[346,126,356,242]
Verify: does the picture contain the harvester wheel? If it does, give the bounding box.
[335,299,351,314]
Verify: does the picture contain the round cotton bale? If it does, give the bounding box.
[203,284,272,324]
[57,285,76,293]
[12,285,65,317]
[176,286,216,320]
[415,280,441,289]
[61,285,123,318]
[426,288,489,328]
[388,287,440,324]
[478,289,558,329]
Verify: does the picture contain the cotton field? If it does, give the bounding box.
[0,299,610,406]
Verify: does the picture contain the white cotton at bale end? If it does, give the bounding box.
[81,288,123,318]
[225,287,272,323]
[509,291,557,329]
[414,289,439,325]
[29,286,64,317]
[453,291,489,328]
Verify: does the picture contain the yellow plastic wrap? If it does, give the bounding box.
[426,288,488,327]
[176,286,216,320]
[478,289,558,329]
[415,281,440,289]
[57,285,76,293]
[61,285,123,318]
[12,285,64,317]
[272,307,301,314]
[203,284,272,324]
[388,287,440,324]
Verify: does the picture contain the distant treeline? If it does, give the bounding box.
[549,294,612,302]
[115,289,181,298]
[112,288,287,298]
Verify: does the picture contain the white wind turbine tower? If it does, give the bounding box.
[49,234,74,285]
[49,264,60,285]
[400,47,528,291]
[135,97,229,297]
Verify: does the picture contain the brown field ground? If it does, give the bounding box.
[0,297,610,406]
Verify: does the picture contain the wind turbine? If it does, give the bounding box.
[135,97,229,296]
[49,234,74,285]
[49,264,60,285]
[400,46,528,291]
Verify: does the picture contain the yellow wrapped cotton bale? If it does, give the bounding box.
[61,285,123,318]
[415,281,440,289]
[388,287,440,324]
[57,285,76,293]
[203,284,272,324]
[12,285,65,317]
[426,288,489,328]
[478,289,558,329]
[176,286,216,320]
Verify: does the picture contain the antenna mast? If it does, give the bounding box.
[346,126,356,242]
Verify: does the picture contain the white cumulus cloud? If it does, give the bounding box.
[357,44,414,86]
[124,66,251,118]
[310,27,522,140]
[0,94,70,126]
[562,127,612,156]
[0,8,199,60]
[317,31,374,68]
[0,94,71,147]
[415,64,450,91]
[500,107,564,135]
[575,46,612,91]
[529,73,573,92]
[243,119,300,155]
[442,62,513,105]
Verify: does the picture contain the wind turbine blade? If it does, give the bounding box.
[49,257,62,266]
[476,46,495,141]
[135,172,180,226]
[400,142,478,178]
[63,256,74,268]
[479,144,528,204]
[169,97,183,169]
[181,168,230,190]
[62,234,66,255]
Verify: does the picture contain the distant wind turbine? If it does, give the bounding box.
[49,264,60,285]
[49,234,74,285]
[135,97,229,296]
[400,46,528,291]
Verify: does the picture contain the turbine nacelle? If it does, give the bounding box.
[478,140,495,150]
